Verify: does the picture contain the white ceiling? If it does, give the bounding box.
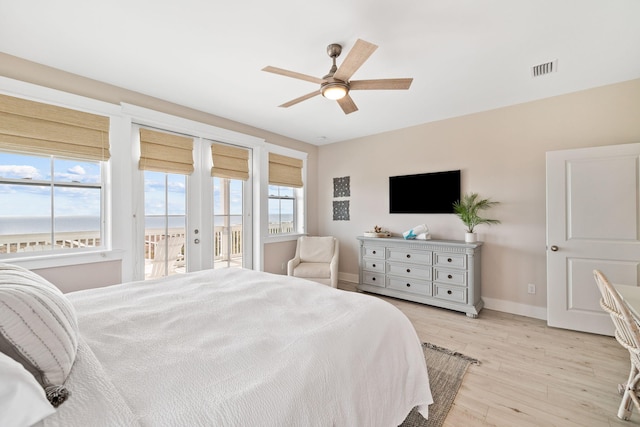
[1,0,639,145]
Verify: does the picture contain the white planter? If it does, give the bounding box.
[465,232,477,243]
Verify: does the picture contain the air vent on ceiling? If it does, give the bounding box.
[532,59,558,77]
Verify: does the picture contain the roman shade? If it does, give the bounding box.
[211,143,249,180]
[269,153,303,188]
[0,93,110,161]
[138,128,194,174]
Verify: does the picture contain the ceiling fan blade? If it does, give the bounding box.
[279,90,320,108]
[333,39,378,82]
[350,78,413,90]
[262,66,325,84]
[337,94,358,115]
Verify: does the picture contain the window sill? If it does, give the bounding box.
[1,249,124,270]
[263,232,304,244]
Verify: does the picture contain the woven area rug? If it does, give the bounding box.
[400,343,480,427]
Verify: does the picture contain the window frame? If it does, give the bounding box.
[267,184,298,235]
[0,150,107,258]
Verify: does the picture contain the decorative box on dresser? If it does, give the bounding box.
[356,236,483,318]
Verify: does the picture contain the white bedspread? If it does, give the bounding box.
[44,268,432,426]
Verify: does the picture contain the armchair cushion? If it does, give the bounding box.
[298,236,335,263]
[291,262,331,279]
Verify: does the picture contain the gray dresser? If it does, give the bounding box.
[356,236,483,317]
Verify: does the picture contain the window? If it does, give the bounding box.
[267,152,304,237]
[268,185,296,234]
[213,177,244,267]
[0,151,103,255]
[0,93,110,258]
[143,170,186,279]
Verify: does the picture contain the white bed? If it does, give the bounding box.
[1,265,432,426]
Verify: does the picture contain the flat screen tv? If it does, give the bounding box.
[389,170,461,214]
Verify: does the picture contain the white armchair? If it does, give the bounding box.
[287,236,339,288]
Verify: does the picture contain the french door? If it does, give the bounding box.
[137,129,252,280]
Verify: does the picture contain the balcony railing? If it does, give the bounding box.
[0,231,101,254]
[0,222,295,258]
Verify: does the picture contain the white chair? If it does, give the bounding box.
[594,269,640,420]
[148,236,184,278]
[287,236,339,288]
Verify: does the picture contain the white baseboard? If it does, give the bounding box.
[339,271,547,321]
[482,296,547,320]
[339,272,358,284]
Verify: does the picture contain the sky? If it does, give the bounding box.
[1,152,293,222]
[0,152,101,217]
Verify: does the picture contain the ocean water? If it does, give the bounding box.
[0,215,291,234]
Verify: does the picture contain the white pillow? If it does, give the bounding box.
[0,263,78,407]
[0,351,56,427]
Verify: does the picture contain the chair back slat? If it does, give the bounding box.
[594,270,640,356]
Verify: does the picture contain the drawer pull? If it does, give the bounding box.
[372,277,376,281]
[372,263,376,268]
[447,290,452,295]
[447,258,452,262]
[448,274,453,279]
[372,250,377,254]
[406,254,411,258]
[406,268,411,273]
[406,283,411,287]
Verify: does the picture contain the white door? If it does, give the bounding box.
[547,142,640,335]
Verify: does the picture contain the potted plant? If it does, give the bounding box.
[453,193,501,242]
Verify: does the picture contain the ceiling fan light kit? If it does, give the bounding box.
[321,81,349,100]
[262,39,413,114]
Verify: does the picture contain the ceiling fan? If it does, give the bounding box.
[262,39,413,115]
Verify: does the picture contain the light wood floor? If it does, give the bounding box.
[338,281,638,427]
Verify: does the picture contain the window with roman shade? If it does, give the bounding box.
[0,94,110,256]
[211,143,249,180]
[138,128,194,174]
[268,153,303,188]
[267,152,304,235]
[0,93,110,160]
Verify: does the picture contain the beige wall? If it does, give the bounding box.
[317,78,640,317]
[33,260,122,293]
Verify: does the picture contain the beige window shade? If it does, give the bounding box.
[0,93,110,161]
[139,128,194,174]
[269,153,303,188]
[211,143,249,180]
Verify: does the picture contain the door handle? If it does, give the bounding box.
[550,245,558,252]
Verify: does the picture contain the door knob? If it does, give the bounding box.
[550,245,558,252]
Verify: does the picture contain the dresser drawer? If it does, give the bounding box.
[433,283,467,303]
[387,248,432,265]
[363,258,385,273]
[387,262,432,280]
[362,271,384,287]
[433,252,466,269]
[387,276,432,296]
[433,267,467,286]
[362,245,385,259]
